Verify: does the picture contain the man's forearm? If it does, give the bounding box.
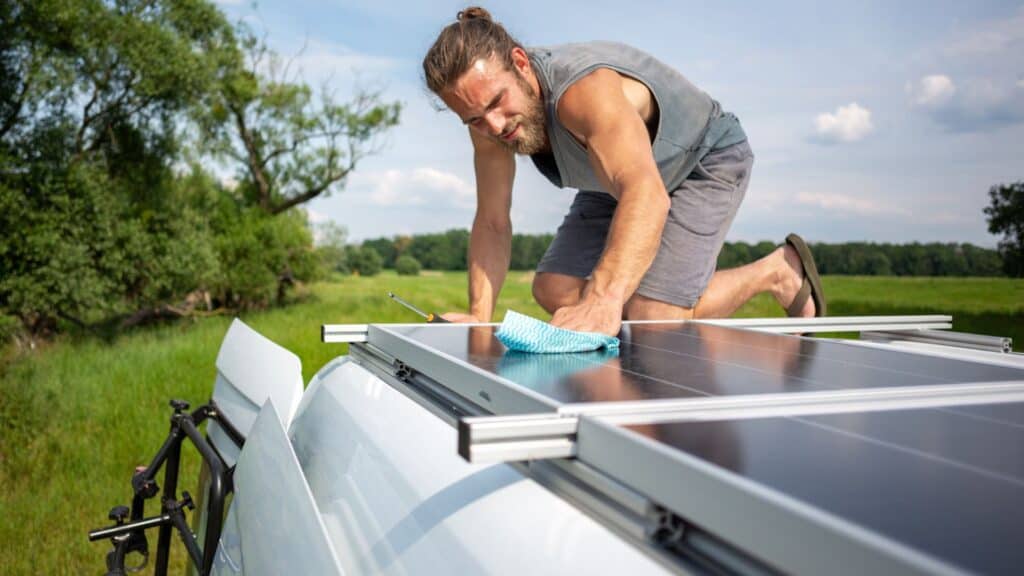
[586,184,670,305]
[467,217,512,321]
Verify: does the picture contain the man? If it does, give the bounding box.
[422,7,826,337]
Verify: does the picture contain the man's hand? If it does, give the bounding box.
[441,312,484,323]
[549,295,623,337]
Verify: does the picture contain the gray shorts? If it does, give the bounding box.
[536,140,754,308]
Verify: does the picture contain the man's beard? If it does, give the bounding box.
[496,74,547,156]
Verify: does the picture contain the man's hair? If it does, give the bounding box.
[422,7,524,95]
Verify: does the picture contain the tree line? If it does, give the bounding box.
[719,240,1004,277]
[346,231,1007,277]
[359,230,554,272]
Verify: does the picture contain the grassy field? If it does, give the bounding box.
[1,272,1021,574]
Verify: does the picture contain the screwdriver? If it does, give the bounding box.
[387,292,450,323]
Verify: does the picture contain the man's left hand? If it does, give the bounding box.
[549,295,623,337]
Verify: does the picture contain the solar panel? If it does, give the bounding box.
[943,400,1024,426]
[590,403,1024,575]
[374,322,1024,415]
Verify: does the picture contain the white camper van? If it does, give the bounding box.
[92,316,1024,575]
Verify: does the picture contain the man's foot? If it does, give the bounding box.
[771,245,815,318]
[774,233,826,318]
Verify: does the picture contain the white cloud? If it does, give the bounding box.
[354,170,425,206]
[907,7,1024,132]
[411,167,475,204]
[349,167,475,209]
[910,74,956,106]
[911,76,1024,132]
[1017,78,1024,90]
[794,192,908,217]
[813,103,874,143]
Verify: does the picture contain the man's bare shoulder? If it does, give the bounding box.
[556,68,633,144]
[558,68,621,115]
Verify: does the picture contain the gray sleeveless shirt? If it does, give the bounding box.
[527,42,746,193]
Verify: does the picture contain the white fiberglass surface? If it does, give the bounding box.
[288,359,669,575]
[231,400,343,575]
[209,319,304,467]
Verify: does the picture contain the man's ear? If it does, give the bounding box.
[510,46,531,74]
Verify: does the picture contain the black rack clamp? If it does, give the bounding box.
[88,398,245,576]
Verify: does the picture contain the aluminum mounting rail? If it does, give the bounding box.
[690,314,952,333]
[322,321,497,343]
[322,324,369,343]
[325,315,956,342]
[861,328,1012,353]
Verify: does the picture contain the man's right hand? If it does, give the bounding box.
[441,312,484,323]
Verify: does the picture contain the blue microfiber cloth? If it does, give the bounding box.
[495,310,620,353]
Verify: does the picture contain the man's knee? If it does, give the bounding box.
[623,293,694,321]
[532,272,585,314]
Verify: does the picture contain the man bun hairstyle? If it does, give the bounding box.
[456,6,491,21]
[423,6,524,95]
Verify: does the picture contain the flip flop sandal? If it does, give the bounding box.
[785,233,827,317]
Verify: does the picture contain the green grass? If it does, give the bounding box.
[0,272,1021,574]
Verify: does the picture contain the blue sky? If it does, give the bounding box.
[215,0,1024,245]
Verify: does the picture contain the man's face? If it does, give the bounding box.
[441,52,547,155]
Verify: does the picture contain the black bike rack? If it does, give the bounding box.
[89,399,245,576]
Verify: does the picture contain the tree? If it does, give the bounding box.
[443,228,470,270]
[395,255,421,276]
[510,233,553,269]
[363,237,398,268]
[0,0,234,339]
[862,252,892,276]
[408,233,447,269]
[200,27,401,215]
[717,242,751,269]
[962,243,1003,277]
[984,182,1024,277]
[208,201,319,308]
[0,0,389,343]
[314,220,349,274]
[348,246,382,277]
